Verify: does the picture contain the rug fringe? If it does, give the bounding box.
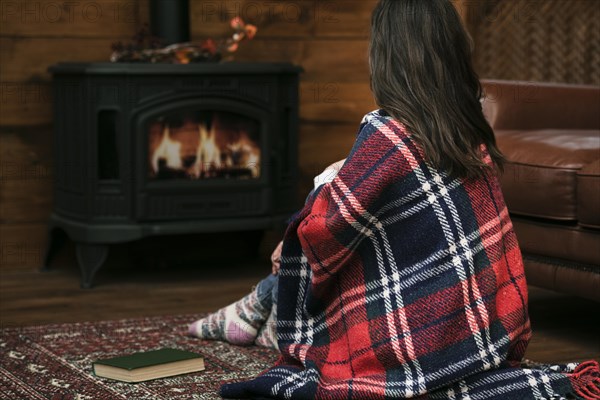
[570,360,600,399]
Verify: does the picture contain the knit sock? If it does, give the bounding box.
[188,287,270,346]
[255,306,278,350]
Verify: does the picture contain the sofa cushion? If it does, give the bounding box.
[578,159,600,228]
[523,257,600,302]
[496,129,600,221]
[512,217,600,266]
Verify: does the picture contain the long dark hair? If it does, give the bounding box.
[369,0,504,179]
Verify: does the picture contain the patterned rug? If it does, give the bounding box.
[0,314,279,399]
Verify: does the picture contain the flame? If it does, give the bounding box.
[151,125,182,173]
[149,116,261,180]
[193,123,222,178]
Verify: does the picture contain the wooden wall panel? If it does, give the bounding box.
[0,37,115,81]
[188,0,373,39]
[0,0,142,38]
[0,82,53,127]
[299,122,357,171]
[300,82,376,124]
[0,131,54,224]
[0,0,145,130]
[0,137,51,264]
[0,224,48,271]
[297,122,358,197]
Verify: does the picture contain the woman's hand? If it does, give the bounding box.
[271,240,284,275]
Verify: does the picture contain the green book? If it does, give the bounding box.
[92,348,205,383]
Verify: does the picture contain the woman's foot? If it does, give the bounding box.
[188,283,271,346]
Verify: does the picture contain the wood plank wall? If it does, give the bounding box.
[1,0,147,270]
[0,0,556,272]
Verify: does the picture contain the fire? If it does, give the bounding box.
[151,125,182,173]
[193,123,222,178]
[149,114,261,180]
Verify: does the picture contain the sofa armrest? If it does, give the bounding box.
[481,80,600,131]
[578,159,600,228]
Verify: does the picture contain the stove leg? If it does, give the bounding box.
[42,228,67,272]
[76,243,109,289]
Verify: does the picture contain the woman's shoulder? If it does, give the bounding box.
[357,109,411,140]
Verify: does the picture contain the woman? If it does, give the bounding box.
[191,1,600,398]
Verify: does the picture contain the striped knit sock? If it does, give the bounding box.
[188,288,270,346]
[254,306,278,350]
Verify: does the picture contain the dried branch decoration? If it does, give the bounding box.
[111,18,257,63]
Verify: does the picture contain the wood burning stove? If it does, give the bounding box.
[46,62,301,287]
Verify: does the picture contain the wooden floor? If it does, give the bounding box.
[1,235,598,365]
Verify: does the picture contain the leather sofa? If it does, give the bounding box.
[481,80,600,302]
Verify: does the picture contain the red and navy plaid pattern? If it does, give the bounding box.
[221,110,599,399]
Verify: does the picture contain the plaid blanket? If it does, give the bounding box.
[222,110,600,399]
